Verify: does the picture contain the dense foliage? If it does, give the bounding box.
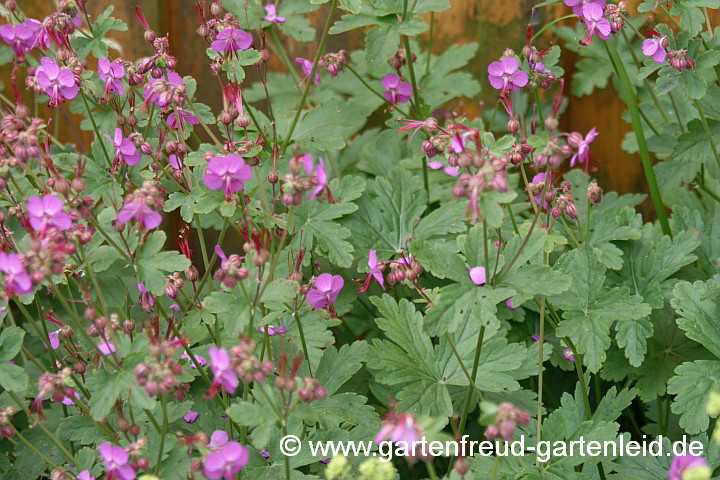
[1,0,720,479]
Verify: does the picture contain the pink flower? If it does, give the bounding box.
[468,266,486,285]
[382,74,412,105]
[209,346,238,394]
[296,57,321,83]
[563,348,575,362]
[136,282,155,310]
[0,22,37,57]
[427,160,460,177]
[487,56,528,92]
[116,202,163,230]
[203,441,249,480]
[208,430,229,448]
[169,154,183,170]
[368,250,384,288]
[27,194,72,232]
[181,351,206,367]
[35,56,77,107]
[204,154,253,200]
[97,57,125,97]
[184,410,199,423]
[581,3,611,45]
[569,127,598,167]
[263,4,286,23]
[258,325,287,336]
[98,443,136,480]
[61,390,81,406]
[668,454,710,480]
[564,0,604,16]
[212,28,252,52]
[97,340,116,356]
[302,155,328,199]
[143,71,185,108]
[48,330,60,350]
[307,273,344,311]
[0,252,32,296]
[167,108,198,130]
[110,128,141,166]
[643,36,668,63]
[77,471,95,480]
[531,172,551,208]
[506,298,519,309]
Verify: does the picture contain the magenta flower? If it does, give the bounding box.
[169,154,183,170]
[97,340,116,356]
[302,156,328,199]
[531,172,551,208]
[307,273,344,310]
[48,330,60,350]
[427,160,460,177]
[469,266,486,285]
[212,28,252,52]
[296,57,321,83]
[203,441,249,480]
[506,298,519,309]
[375,412,420,453]
[209,346,239,394]
[61,390,81,406]
[97,57,125,97]
[110,128,141,166]
[382,74,412,105]
[209,430,229,448]
[581,3,611,45]
[570,127,598,167]
[143,71,184,107]
[77,471,95,480]
[487,56,528,92]
[27,194,72,232]
[181,351,207,367]
[167,108,198,130]
[204,154,253,200]
[563,348,575,362]
[264,4,286,23]
[258,325,287,336]
[136,282,156,311]
[0,22,37,57]
[564,0,604,16]
[98,443,136,480]
[184,410,199,423]
[0,252,32,296]
[368,250,384,288]
[35,56,78,107]
[669,454,710,480]
[116,202,163,230]
[643,36,668,63]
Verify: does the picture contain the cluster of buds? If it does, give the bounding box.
[483,402,530,441]
[218,83,251,130]
[553,193,578,219]
[230,337,272,383]
[43,11,78,48]
[134,340,184,397]
[1,116,44,162]
[86,309,120,345]
[604,2,627,33]
[390,48,417,75]
[115,180,165,231]
[0,406,18,439]
[524,47,557,89]
[532,138,572,170]
[282,153,326,206]
[31,368,75,419]
[318,50,349,78]
[214,248,248,288]
[668,49,696,72]
[387,255,423,284]
[451,157,510,223]
[275,353,327,402]
[164,272,185,298]
[21,226,89,283]
[132,8,178,82]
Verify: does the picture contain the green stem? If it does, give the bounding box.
[536,269,547,444]
[280,0,338,156]
[155,394,168,473]
[295,312,313,377]
[10,425,62,470]
[603,40,671,237]
[269,26,300,84]
[693,99,720,171]
[531,14,577,43]
[426,461,438,480]
[345,65,410,117]
[79,90,111,166]
[457,326,485,437]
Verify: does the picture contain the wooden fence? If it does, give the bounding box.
[3,0,683,216]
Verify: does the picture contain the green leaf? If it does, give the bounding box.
[365,22,401,68]
[668,360,720,434]
[0,326,25,363]
[86,370,124,421]
[278,15,316,42]
[671,280,720,358]
[87,245,122,273]
[136,231,192,295]
[164,192,194,223]
[314,342,368,395]
[57,415,111,445]
[0,363,28,392]
[550,246,652,373]
[289,101,373,151]
[330,14,381,34]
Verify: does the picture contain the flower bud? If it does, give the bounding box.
[5,0,16,10]
[210,1,223,15]
[144,29,156,43]
[544,116,558,130]
[130,424,141,436]
[74,361,86,374]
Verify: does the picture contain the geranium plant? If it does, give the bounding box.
[0,0,720,479]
